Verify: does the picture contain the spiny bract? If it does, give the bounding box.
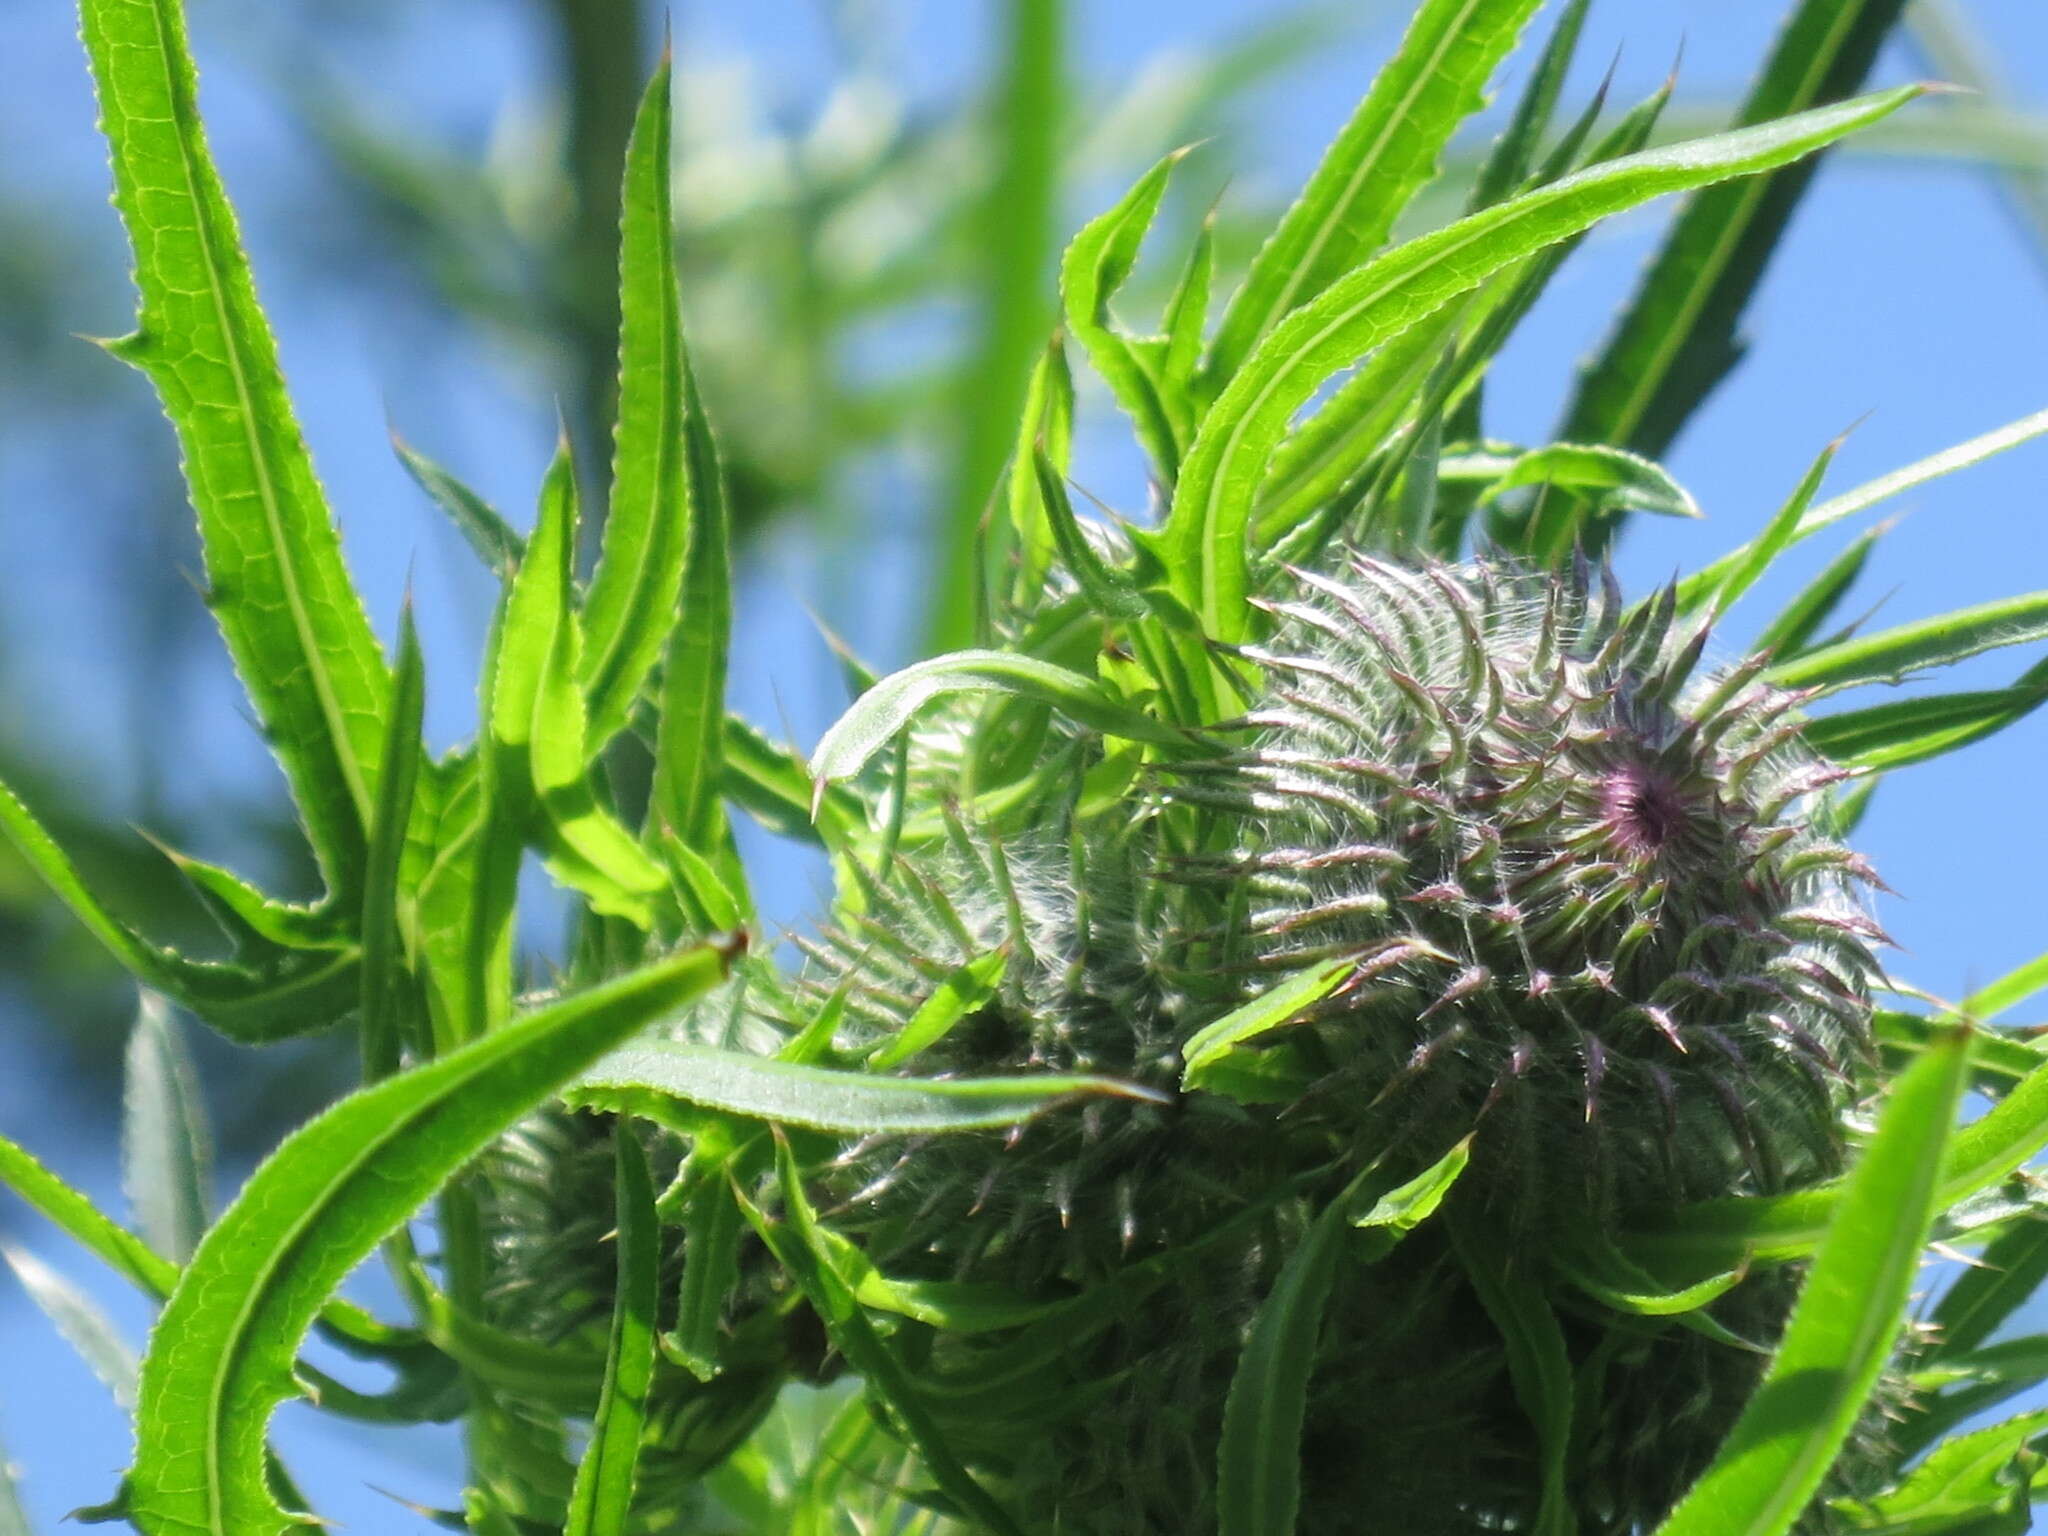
[1189,552,1887,1219]
[801,551,1888,1533]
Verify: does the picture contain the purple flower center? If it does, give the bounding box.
[1600,761,1691,859]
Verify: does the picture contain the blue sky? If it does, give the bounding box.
[1,0,2045,1526]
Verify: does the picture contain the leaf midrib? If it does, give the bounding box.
[142,0,372,842]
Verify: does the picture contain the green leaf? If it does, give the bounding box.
[929,0,1063,654]
[564,1135,659,1536]
[1181,958,1352,1092]
[1479,441,1702,535]
[807,650,1187,791]
[1205,0,1547,385]
[1933,1216,2048,1362]
[868,951,1011,1070]
[1832,1409,2048,1530]
[1685,405,2048,606]
[1653,1027,1973,1536]
[0,776,358,1043]
[1215,1178,1358,1536]
[1703,439,1838,620]
[720,716,860,851]
[1559,0,1914,468]
[491,440,667,925]
[582,57,693,752]
[1468,0,1590,209]
[1766,591,2048,694]
[750,1136,1026,1536]
[648,327,737,870]
[1060,147,1191,484]
[1801,658,2048,769]
[359,605,426,1080]
[1030,451,1149,622]
[80,0,393,897]
[1166,86,1921,641]
[392,433,522,577]
[1754,523,1885,659]
[1452,1210,1575,1536]
[1004,335,1077,601]
[570,1040,1165,1134]
[0,1133,179,1300]
[1353,1136,1472,1255]
[120,942,732,1536]
[121,993,213,1265]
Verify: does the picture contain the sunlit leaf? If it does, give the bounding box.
[80,0,393,896]
[120,943,731,1536]
[564,1135,659,1536]
[1654,1028,1973,1536]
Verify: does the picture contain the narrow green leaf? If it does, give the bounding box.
[1031,451,1149,622]
[1353,1136,1471,1253]
[1167,87,1921,641]
[0,1134,179,1299]
[1452,1211,1576,1536]
[742,1136,1026,1536]
[121,993,213,1265]
[1215,1179,1359,1536]
[360,605,425,1080]
[1654,1027,1973,1536]
[582,57,692,751]
[1754,524,1885,659]
[392,433,522,577]
[1801,657,2048,770]
[1560,0,1914,468]
[1181,959,1351,1091]
[929,0,1063,653]
[1967,951,2048,1024]
[1706,439,1838,620]
[869,951,1011,1070]
[2,1244,140,1409]
[564,1135,659,1536]
[1060,148,1190,483]
[80,0,392,895]
[1469,0,1591,209]
[1766,591,2048,694]
[572,1041,1164,1135]
[121,942,732,1536]
[720,716,860,851]
[662,1121,756,1380]
[1205,0,1547,384]
[1933,1216,2048,1362]
[648,340,736,867]
[1005,334,1077,601]
[808,650,1187,792]
[1831,1408,2048,1529]
[0,776,359,1043]
[493,441,667,925]
[1685,405,2048,606]
[1483,441,1702,530]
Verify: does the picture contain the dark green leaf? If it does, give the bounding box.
[1754,523,1885,659]
[359,605,425,1080]
[1801,658,2048,769]
[1560,0,1914,471]
[392,433,522,577]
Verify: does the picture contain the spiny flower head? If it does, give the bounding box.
[1177,553,1887,1218]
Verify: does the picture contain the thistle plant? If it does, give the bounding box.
[5,1,2048,1534]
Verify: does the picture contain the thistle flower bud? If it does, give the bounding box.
[805,552,1887,1531]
